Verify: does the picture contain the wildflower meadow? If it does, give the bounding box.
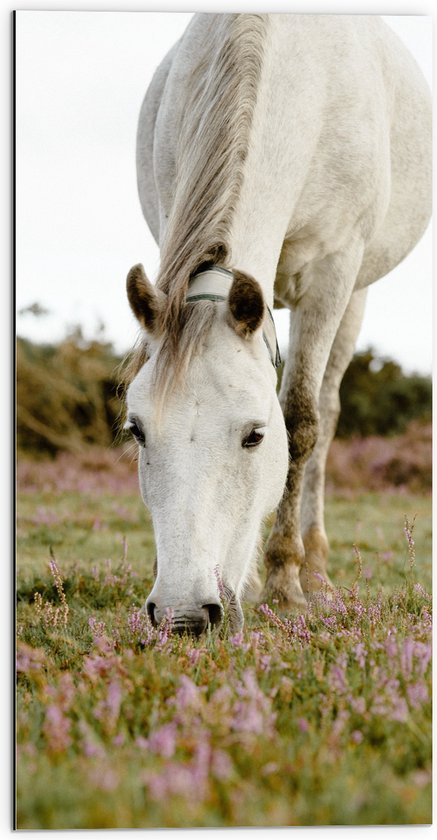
[16,444,431,828]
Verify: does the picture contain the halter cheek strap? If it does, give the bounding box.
[187,266,282,369]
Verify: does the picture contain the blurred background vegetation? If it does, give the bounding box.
[17,315,431,457]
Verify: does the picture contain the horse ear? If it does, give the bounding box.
[227,269,265,338]
[126,264,166,334]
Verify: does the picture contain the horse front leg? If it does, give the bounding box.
[262,241,364,610]
[300,287,367,598]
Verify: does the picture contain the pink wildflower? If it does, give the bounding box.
[413,582,430,600]
[173,674,203,713]
[350,696,366,716]
[211,749,233,781]
[291,614,312,645]
[142,740,212,802]
[322,616,337,629]
[406,680,429,709]
[331,709,350,741]
[88,616,106,637]
[350,598,366,619]
[214,566,226,601]
[94,679,122,733]
[44,672,75,713]
[259,654,272,671]
[32,507,59,526]
[16,642,46,674]
[328,654,348,695]
[186,647,206,666]
[400,637,415,680]
[367,603,382,624]
[190,739,211,797]
[43,704,71,753]
[232,669,276,736]
[384,634,398,658]
[372,677,409,723]
[259,602,286,631]
[414,641,432,676]
[230,630,248,650]
[78,721,106,758]
[127,607,155,646]
[156,608,174,649]
[353,642,367,669]
[333,593,347,615]
[147,722,178,758]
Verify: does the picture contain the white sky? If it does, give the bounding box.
[15,12,432,374]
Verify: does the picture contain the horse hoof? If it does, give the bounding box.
[260,570,308,612]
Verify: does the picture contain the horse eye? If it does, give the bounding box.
[127,420,145,446]
[242,428,265,449]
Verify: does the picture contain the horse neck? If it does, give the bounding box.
[159,14,288,310]
[227,21,298,308]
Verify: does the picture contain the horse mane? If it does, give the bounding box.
[124,14,268,402]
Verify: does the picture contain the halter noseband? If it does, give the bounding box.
[187,266,281,369]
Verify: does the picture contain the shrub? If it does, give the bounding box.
[17,330,123,455]
[337,349,431,438]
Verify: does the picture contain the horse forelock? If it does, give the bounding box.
[121,299,217,416]
[153,300,217,408]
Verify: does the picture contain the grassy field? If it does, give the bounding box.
[16,450,432,829]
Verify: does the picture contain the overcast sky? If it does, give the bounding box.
[15,12,432,374]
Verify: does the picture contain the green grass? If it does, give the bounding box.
[16,459,432,829]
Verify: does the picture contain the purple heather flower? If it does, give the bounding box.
[147,722,178,759]
[231,669,276,736]
[230,630,246,648]
[400,637,415,680]
[352,642,367,669]
[43,704,72,753]
[328,654,348,695]
[406,680,429,709]
[211,749,233,781]
[414,642,432,676]
[384,635,398,659]
[174,674,203,712]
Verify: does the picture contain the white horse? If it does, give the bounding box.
[124,14,431,635]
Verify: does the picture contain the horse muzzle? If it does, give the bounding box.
[146,599,223,636]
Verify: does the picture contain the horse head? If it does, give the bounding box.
[124,263,288,635]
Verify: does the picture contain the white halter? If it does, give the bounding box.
[187,266,281,368]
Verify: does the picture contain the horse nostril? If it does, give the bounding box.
[146,601,157,627]
[203,603,223,629]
